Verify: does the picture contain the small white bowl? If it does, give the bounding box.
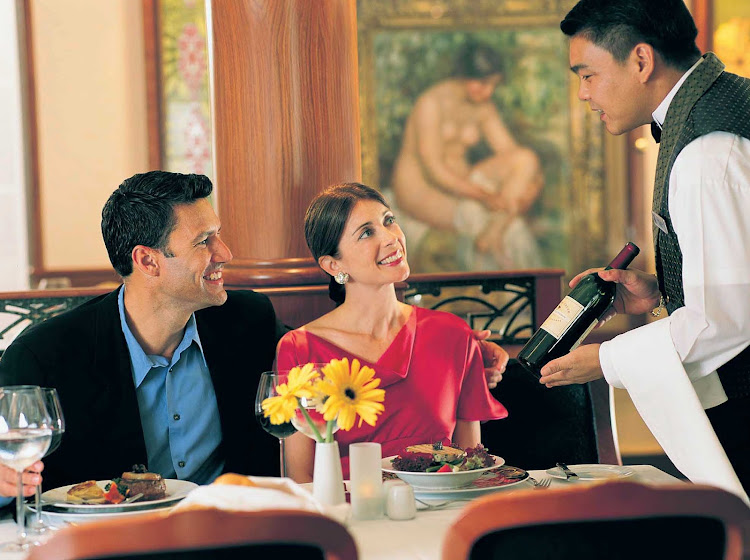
[381,455,504,490]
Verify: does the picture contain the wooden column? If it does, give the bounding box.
[209,0,361,293]
[692,0,714,54]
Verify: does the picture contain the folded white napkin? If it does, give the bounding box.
[602,320,749,504]
[171,476,351,524]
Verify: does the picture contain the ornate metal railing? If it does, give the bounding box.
[0,290,110,353]
[0,270,564,356]
[403,270,564,347]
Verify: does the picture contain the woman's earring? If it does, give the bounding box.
[335,272,349,285]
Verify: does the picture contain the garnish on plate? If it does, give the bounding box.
[391,443,494,473]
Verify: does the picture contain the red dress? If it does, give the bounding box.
[276,306,508,478]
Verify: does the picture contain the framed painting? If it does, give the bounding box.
[357,0,628,277]
[143,0,213,178]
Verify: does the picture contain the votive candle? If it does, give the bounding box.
[349,442,383,520]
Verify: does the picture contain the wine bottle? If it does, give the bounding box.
[518,242,640,377]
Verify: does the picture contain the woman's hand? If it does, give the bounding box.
[0,462,43,498]
[473,330,509,389]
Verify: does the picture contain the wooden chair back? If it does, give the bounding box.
[442,481,750,560]
[26,508,358,560]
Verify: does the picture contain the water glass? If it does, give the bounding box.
[0,386,52,551]
[30,388,65,536]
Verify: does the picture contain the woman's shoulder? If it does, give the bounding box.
[415,307,473,336]
[279,320,341,348]
[414,80,460,110]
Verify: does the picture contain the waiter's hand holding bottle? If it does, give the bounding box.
[568,267,662,324]
[538,266,663,387]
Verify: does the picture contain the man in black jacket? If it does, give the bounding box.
[0,171,283,494]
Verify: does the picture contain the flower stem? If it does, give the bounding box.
[298,403,324,443]
[325,419,334,443]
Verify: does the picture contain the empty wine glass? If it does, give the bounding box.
[0,385,52,551]
[29,388,65,536]
[255,372,297,477]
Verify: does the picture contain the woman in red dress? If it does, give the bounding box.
[277,183,507,481]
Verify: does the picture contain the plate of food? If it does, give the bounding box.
[382,443,504,490]
[39,465,198,514]
[545,464,635,481]
[398,465,530,500]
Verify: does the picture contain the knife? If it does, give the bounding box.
[556,462,579,480]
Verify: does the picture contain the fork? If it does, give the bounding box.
[527,476,551,489]
[123,492,144,504]
[414,498,467,510]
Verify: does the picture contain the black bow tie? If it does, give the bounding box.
[650,121,662,143]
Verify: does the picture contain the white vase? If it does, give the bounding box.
[313,441,345,506]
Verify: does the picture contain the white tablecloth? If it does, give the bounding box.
[0,465,681,560]
[347,465,680,560]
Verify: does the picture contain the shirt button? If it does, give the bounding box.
[169,368,174,373]
[178,461,185,468]
[173,414,181,421]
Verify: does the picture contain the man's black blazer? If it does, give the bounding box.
[0,288,283,491]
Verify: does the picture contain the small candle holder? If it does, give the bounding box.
[385,482,416,520]
[349,442,383,520]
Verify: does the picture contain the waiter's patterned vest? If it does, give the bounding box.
[652,52,750,399]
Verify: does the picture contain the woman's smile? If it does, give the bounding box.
[378,249,404,266]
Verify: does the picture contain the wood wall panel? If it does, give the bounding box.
[210,0,361,288]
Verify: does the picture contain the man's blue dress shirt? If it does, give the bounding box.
[118,287,223,484]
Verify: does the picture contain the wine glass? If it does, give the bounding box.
[255,372,297,477]
[289,364,339,441]
[0,386,52,551]
[29,388,65,535]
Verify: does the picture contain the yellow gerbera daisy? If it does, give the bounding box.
[286,363,319,399]
[317,358,385,431]
[261,388,297,425]
[261,364,320,424]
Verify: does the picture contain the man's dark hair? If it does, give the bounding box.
[101,171,213,277]
[560,0,701,71]
[304,183,389,305]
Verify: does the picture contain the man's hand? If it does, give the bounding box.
[538,344,603,387]
[0,461,43,498]
[473,330,509,389]
[569,267,661,323]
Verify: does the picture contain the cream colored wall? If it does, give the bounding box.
[31,0,148,271]
[0,1,30,290]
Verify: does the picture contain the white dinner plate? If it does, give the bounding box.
[404,466,529,500]
[545,464,635,481]
[382,455,505,490]
[28,504,175,526]
[39,479,198,514]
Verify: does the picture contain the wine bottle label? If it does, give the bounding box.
[570,318,598,352]
[539,296,584,339]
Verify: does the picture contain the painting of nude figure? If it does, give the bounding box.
[365,30,569,273]
[358,0,627,277]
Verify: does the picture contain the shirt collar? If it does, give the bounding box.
[118,286,205,388]
[652,57,703,129]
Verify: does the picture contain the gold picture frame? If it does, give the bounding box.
[357,0,628,277]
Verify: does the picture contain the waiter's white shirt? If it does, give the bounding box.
[600,59,750,410]
[595,58,750,500]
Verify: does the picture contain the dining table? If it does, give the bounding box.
[0,465,682,560]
